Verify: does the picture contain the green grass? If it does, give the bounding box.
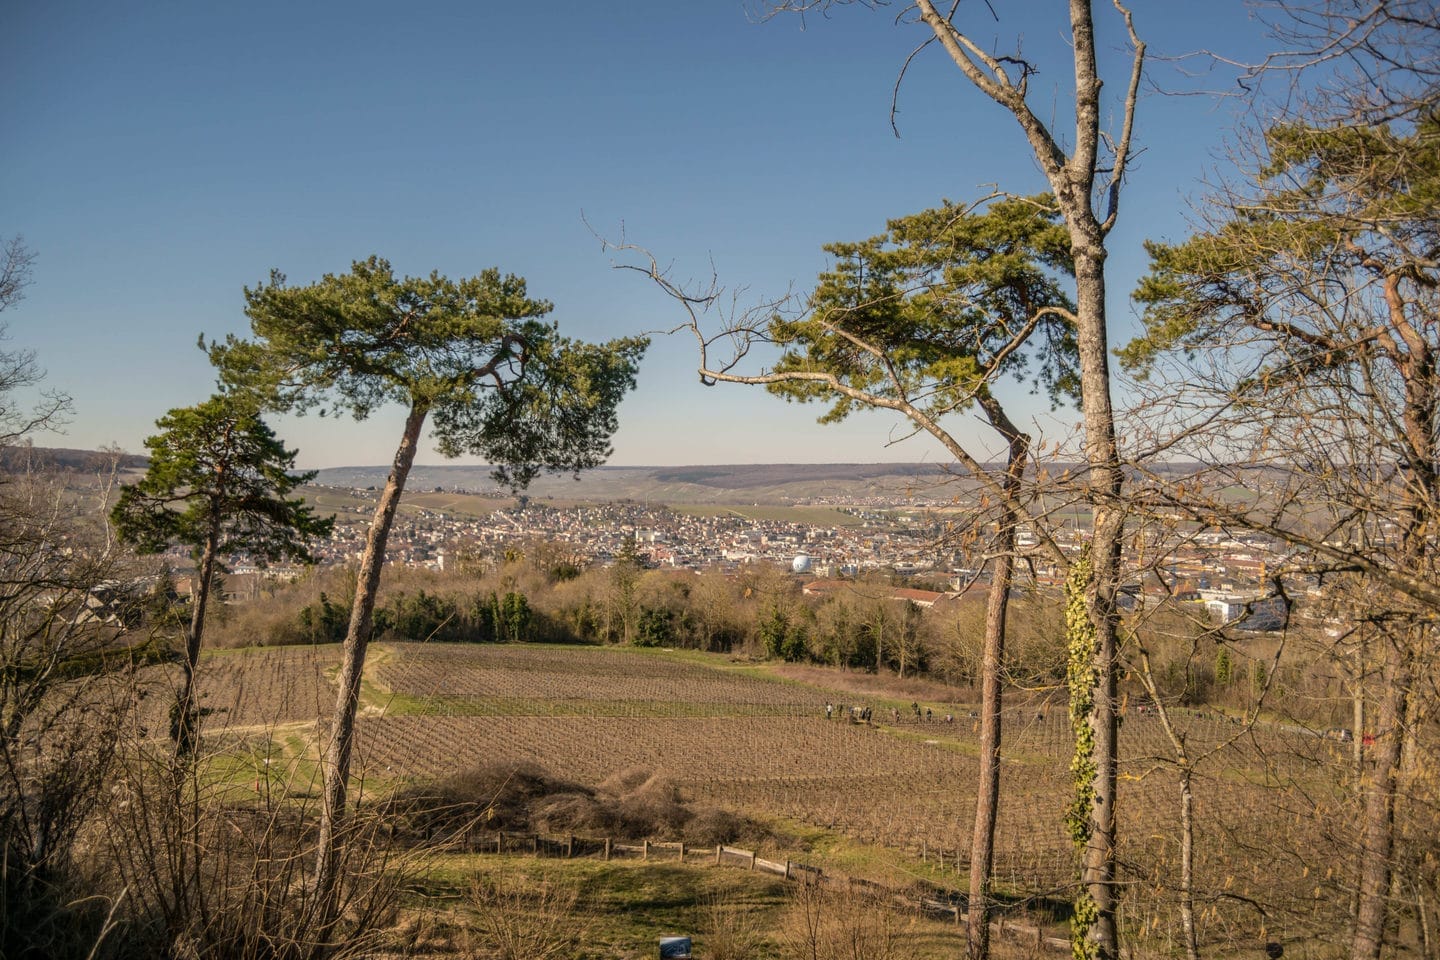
[199,724,327,799]
[408,853,793,958]
[405,852,1001,959]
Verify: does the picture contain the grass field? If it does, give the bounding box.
[180,640,1356,958]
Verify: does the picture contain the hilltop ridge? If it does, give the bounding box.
[312,462,978,505]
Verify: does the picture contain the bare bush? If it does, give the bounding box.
[780,879,906,960]
[459,873,589,960]
[97,739,414,960]
[389,760,764,848]
[701,892,769,960]
[598,766,690,838]
[0,465,144,958]
[683,807,749,847]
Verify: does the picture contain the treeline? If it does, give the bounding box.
[208,540,1337,721]
[212,543,1055,681]
[292,586,531,645]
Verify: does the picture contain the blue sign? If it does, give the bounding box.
[659,936,692,959]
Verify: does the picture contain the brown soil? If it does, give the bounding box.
[768,662,975,705]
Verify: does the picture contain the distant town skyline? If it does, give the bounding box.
[5,1,1272,469]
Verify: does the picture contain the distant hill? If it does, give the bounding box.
[312,462,981,505]
[3,446,1215,506]
[0,445,147,474]
[312,459,1222,507]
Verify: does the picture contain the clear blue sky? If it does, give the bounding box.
[4,1,1271,470]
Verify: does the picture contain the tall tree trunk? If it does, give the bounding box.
[1071,240,1125,960]
[968,408,1028,960]
[1352,634,1413,960]
[1178,765,1199,960]
[874,612,884,675]
[313,399,429,942]
[176,522,220,757]
[1353,348,1435,959]
[1353,634,1367,779]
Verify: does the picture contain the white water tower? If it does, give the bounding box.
[792,554,813,574]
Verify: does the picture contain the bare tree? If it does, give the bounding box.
[0,237,67,449]
[613,1,1146,951]
[612,193,1078,956]
[0,240,142,955]
[1126,79,1440,954]
[1215,0,1440,125]
[0,236,36,316]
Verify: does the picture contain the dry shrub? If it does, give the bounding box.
[391,761,766,846]
[389,761,591,839]
[530,791,612,834]
[98,743,415,960]
[205,565,356,649]
[682,806,748,846]
[1,662,142,959]
[459,873,589,960]
[599,766,690,837]
[780,879,906,960]
[700,893,769,960]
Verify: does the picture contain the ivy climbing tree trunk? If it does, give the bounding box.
[1065,553,1105,959]
[903,4,1143,951]
[1075,250,1125,958]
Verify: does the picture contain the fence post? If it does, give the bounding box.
[678,842,685,862]
[604,838,611,861]
[715,844,721,865]
[567,835,574,858]
[750,850,757,871]
[643,840,650,861]
[495,832,502,855]
[531,834,538,855]
[785,860,792,880]
[922,840,928,863]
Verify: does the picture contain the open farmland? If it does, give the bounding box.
[185,641,1356,953]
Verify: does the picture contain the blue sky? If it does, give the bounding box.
[4,1,1271,469]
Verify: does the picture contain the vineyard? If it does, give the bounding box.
[190,641,1352,950]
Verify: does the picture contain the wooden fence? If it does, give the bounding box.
[463,831,1067,952]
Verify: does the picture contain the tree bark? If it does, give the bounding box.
[1071,238,1124,960]
[908,2,1133,950]
[176,519,220,758]
[1352,341,1435,959]
[1352,635,1412,960]
[1353,635,1367,778]
[312,399,429,942]
[968,409,1028,960]
[1179,766,1198,960]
